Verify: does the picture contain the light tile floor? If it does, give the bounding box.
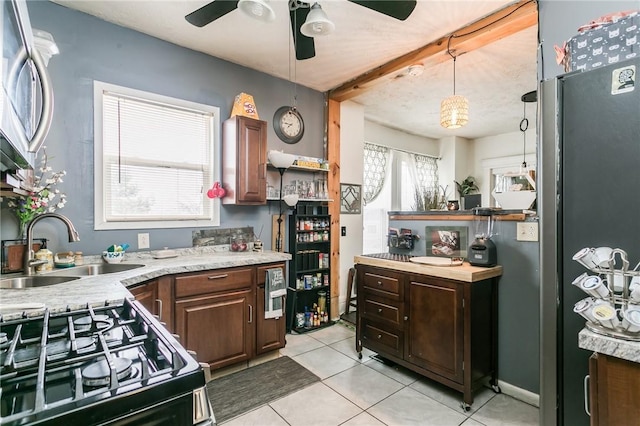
[222,322,539,426]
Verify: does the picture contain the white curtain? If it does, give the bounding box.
[363,143,390,204]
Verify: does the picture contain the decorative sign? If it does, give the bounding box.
[230,92,259,119]
[340,183,362,214]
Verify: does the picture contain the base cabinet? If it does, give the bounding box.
[356,264,498,407]
[588,352,640,426]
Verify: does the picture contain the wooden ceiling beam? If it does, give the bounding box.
[328,0,538,102]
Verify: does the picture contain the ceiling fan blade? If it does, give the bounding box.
[185,0,239,27]
[347,0,417,21]
[290,6,315,60]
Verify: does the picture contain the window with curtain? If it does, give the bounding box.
[362,143,439,253]
[93,81,220,230]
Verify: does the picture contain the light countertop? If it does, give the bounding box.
[354,255,502,282]
[578,328,640,363]
[0,248,290,321]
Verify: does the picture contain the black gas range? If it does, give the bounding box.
[0,299,214,425]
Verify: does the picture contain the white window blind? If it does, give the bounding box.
[94,81,220,230]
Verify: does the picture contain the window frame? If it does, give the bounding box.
[93,81,220,230]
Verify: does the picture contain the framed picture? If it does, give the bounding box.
[424,226,468,258]
[340,183,362,214]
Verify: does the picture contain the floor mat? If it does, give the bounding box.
[206,356,320,423]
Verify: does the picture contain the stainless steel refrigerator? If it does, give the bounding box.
[539,57,640,426]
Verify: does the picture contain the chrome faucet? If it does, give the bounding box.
[23,213,80,275]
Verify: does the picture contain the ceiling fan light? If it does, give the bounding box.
[300,3,335,37]
[238,0,275,22]
[440,95,469,129]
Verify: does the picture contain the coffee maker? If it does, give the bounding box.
[468,208,498,267]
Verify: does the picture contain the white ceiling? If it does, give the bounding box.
[51,0,538,140]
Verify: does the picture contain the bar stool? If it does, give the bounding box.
[345,267,357,314]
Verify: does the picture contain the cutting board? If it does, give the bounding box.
[410,256,463,267]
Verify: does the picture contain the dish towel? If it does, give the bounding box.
[265,268,286,319]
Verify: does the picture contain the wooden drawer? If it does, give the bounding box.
[175,267,254,299]
[362,270,402,301]
[362,320,403,358]
[362,295,403,327]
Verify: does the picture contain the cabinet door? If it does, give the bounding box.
[406,277,464,383]
[222,116,266,204]
[175,288,255,370]
[129,280,159,316]
[590,352,640,425]
[256,264,286,354]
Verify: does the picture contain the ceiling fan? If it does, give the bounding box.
[185,0,417,60]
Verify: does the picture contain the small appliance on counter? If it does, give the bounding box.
[468,208,498,267]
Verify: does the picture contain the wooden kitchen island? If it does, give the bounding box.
[354,255,503,410]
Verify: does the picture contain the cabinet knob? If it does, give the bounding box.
[377,281,382,286]
[404,316,408,321]
[377,308,383,313]
[377,334,382,339]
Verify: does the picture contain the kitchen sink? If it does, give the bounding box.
[0,275,81,289]
[47,263,145,276]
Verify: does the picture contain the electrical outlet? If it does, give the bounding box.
[138,233,150,249]
[516,222,538,242]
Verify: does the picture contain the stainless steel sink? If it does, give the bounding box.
[47,263,145,276]
[0,275,81,289]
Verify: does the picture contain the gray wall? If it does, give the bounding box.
[0,1,325,254]
[389,218,540,394]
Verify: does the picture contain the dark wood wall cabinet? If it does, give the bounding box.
[355,263,501,410]
[129,262,286,370]
[587,352,640,426]
[222,115,267,205]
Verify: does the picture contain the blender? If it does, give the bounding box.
[468,208,498,266]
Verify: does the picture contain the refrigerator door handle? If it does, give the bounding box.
[583,374,591,416]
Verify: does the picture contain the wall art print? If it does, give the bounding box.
[340,183,362,214]
[424,226,468,258]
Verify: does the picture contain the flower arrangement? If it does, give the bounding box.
[4,147,67,237]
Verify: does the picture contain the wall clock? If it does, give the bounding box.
[273,106,304,144]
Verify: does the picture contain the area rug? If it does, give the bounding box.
[206,356,320,423]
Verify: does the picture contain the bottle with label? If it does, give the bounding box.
[35,246,54,273]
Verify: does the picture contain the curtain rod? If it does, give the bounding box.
[365,141,441,160]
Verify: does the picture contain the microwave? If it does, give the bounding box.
[0,0,54,171]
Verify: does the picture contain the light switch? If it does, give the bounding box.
[516,222,538,242]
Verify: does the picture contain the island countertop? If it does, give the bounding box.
[578,328,640,363]
[354,255,502,282]
[0,248,290,320]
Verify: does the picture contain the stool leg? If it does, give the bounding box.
[345,267,355,314]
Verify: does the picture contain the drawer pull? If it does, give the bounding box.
[377,334,382,339]
[377,281,383,286]
[377,308,383,313]
[208,274,229,280]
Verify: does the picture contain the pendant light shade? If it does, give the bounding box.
[300,3,335,37]
[440,49,469,129]
[238,0,275,22]
[440,95,469,129]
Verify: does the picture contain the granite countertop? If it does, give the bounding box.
[578,328,640,363]
[0,247,291,321]
[353,255,502,282]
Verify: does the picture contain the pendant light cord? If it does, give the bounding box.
[520,102,528,168]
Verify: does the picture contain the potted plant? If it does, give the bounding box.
[455,176,481,210]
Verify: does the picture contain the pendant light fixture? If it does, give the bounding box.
[238,0,276,22]
[440,41,469,129]
[300,2,335,37]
